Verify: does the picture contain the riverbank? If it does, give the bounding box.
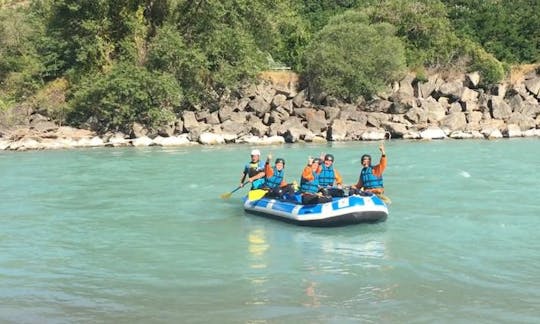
[1,69,539,151]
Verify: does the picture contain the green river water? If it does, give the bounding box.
[1,139,539,323]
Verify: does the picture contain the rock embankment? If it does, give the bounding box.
[1,69,540,151]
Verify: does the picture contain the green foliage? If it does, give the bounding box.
[31,78,70,123]
[0,6,44,102]
[461,39,506,86]
[146,25,208,105]
[446,0,540,63]
[68,64,181,133]
[367,0,461,68]
[303,11,407,100]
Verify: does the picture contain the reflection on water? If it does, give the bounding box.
[246,228,270,306]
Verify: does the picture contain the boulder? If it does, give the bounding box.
[524,77,540,96]
[440,112,467,132]
[490,97,512,119]
[198,132,225,145]
[328,119,348,141]
[419,126,446,140]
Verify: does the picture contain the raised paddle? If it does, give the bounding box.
[220,182,249,199]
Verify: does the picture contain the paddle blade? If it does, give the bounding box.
[220,192,233,199]
[248,189,267,201]
[376,193,392,205]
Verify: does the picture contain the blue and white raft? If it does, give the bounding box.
[243,192,388,227]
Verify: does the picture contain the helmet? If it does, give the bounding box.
[324,154,334,162]
[250,149,261,156]
[361,154,371,162]
[312,158,322,164]
[275,158,285,165]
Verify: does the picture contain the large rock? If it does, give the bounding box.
[361,129,387,141]
[420,126,446,139]
[490,97,513,119]
[418,74,443,98]
[182,111,199,131]
[507,113,536,130]
[305,109,327,133]
[439,80,464,100]
[440,112,467,132]
[420,97,446,123]
[248,96,271,117]
[221,120,248,135]
[524,77,540,96]
[152,135,192,146]
[382,122,408,138]
[405,107,428,124]
[390,92,417,114]
[199,132,225,145]
[503,124,522,138]
[292,90,306,108]
[365,98,393,113]
[328,119,347,141]
[397,73,416,97]
[465,71,481,88]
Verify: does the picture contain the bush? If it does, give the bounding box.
[146,25,208,106]
[68,64,182,133]
[302,11,406,100]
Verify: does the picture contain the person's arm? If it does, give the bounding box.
[264,161,273,178]
[301,166,314,181]
[372,144,387,177]
[352,176,363,190]
[240,166,248,186]
[250,171,266,182]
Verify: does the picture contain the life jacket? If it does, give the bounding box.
[360,166,384,189]
[319,165,335,187]
[244,161,265,177]
[245,161,265,189]
[300,170,319,193]
[265,167,284,189]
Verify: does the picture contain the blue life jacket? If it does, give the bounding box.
[265,166,284,189]
[300,170,319,193]
[244,161,265,189]
[360,166,384,189]
[319,165,335,187]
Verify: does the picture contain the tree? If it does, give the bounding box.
[303,11,406,100]
[68,64,181,133]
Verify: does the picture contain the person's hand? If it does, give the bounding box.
[308,156,313,165]
[379,143,385,155]
[319,152,325,160]
[337,184,343,189]
[239,182,244,188]
[267,154,272,162]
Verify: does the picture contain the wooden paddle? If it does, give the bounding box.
[220,182,249,199]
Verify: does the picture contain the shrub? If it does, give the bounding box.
[68,64,181,133]
[303,11,406,100]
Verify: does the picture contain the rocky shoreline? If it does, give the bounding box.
[1,70,539,151]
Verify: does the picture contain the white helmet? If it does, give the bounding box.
[250,149,261,156]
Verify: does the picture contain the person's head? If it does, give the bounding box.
[311,158,321,171]
[361,154,371,167]
[323,154,334,167]
[250,149,261,162]
[274,158,285,171]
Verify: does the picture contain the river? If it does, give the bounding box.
[1,138,539,323]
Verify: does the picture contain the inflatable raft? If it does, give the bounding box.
[243,191,388,227]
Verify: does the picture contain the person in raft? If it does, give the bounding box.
[261,155,295,199]
[300,157,332,205]
[350,143,387,195]
[318,153,344,197]
[240,149,266,190]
